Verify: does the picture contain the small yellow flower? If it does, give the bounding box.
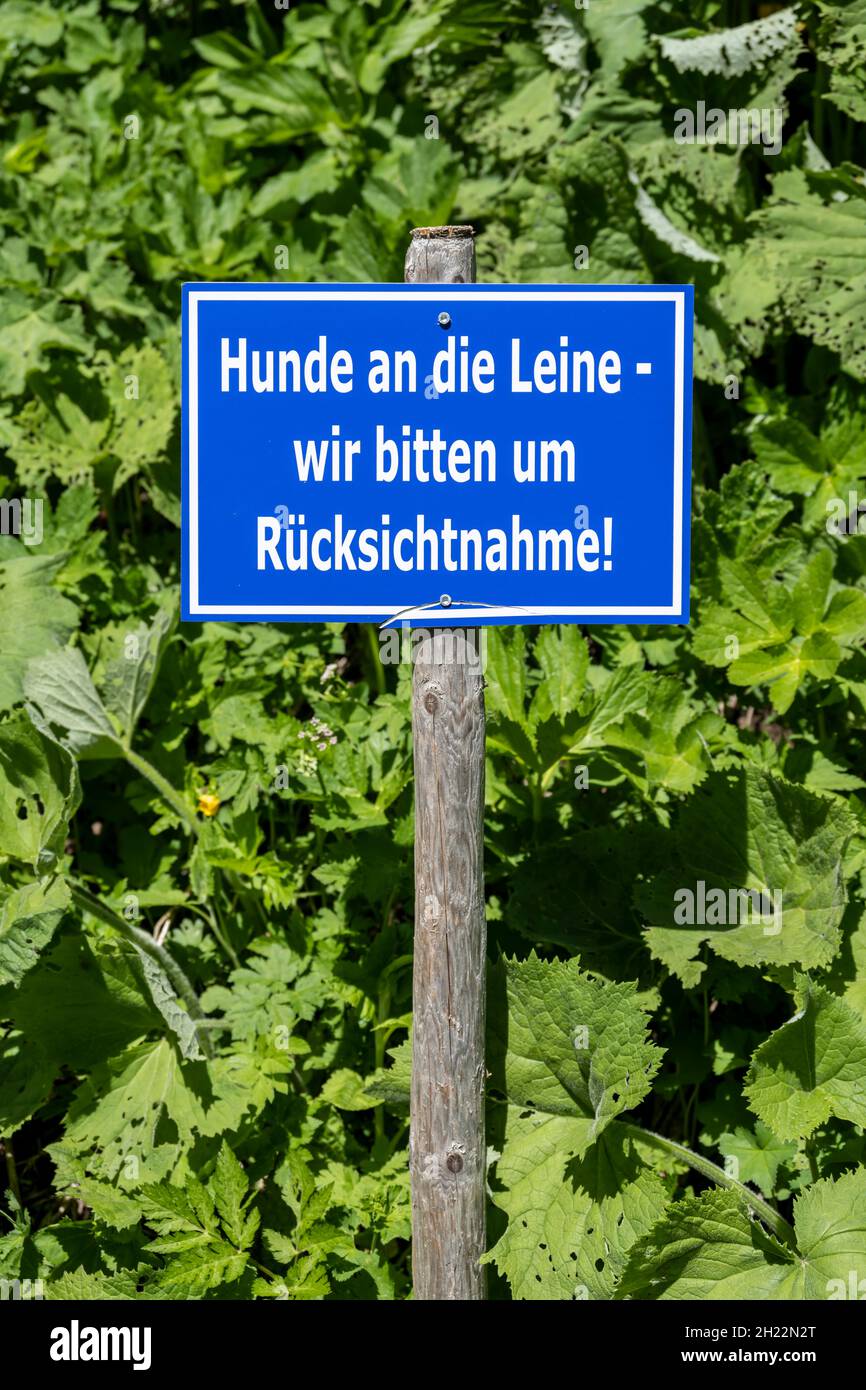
[197,791,220,818]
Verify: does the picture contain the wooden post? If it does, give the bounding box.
[405,226,487,1301]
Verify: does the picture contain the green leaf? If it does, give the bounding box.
[485,1120,670,1300]
[212,1141,258,1249]
[24,646,121,757]
[0,554,78,713]
[618,1169,866,1300]
[531,626,589,723]
[717,1123,797,1196]
[638,770,855,987]
[745,980,866,1140]
[6,931,158,1066]
[485,628,527,726]
[485,956,665,1298]
[0,296,88,395]
[0,1029,56,1136]
[489,955,664,1144]
[0,714,80,868]
[320,1067,380,1111]
[0,876,69,987]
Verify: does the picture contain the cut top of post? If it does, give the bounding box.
[405,225,476,285]
[409,225,475,238]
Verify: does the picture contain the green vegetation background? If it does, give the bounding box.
[1,0,866,1300]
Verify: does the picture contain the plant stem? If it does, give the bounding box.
[68,880,214,1058]
[620,1122,797,1248]
[3,1139,21,1206]
[124,746,201,837]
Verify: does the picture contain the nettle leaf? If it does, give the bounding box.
[485,1118,670,1300]
[0,876,70,987]
[815,0,866,122]
[638,770,855,987]
[618,1169,866,1300]
[485,956,665,1298]
[0,713,80,868]
[100,606,175,743]
[745,979,866,1140]
[24,646,122,757]
[722,170,866,381]
[0,553,78,713]
[660,7,799,77]
[0,1028,56,1136]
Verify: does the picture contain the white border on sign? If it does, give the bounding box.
[186,289,687,618]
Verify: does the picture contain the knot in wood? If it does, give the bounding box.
[422,893,440,929]
[446,1152,463,1174]
[423,690,440,715]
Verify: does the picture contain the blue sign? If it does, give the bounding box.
[182,284,693,625]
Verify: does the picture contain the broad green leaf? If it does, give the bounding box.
[320,1067,380,1111]
[638,770,855,987]
[0,553,78,712]
[24,646,121,757]
[745,980,866,1139]
[0,876,69,987]
[0,714,80,868]
[485,956,665,1298]
[618,1170,866,1300]
[45,1270,140,1301]
[0,1029,56,1136]
[6,932,158,1067]
[100,607,175,742]
[508,826,663,979]
[485,1118,669,1300]
[616,1188,798,1299]
[488,955,663,1143]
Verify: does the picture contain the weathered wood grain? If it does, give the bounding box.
[406,227,487,1301]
